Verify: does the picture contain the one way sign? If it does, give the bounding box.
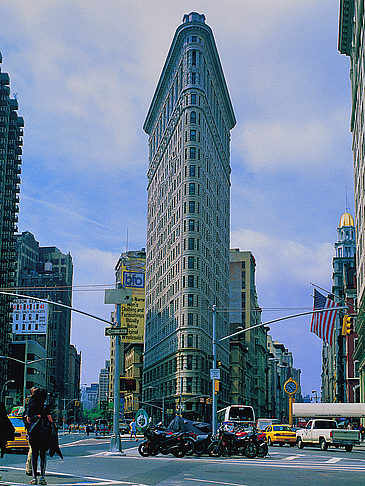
[104,288,132,304]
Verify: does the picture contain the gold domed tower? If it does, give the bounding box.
[336,211,355,259]
[339,212,354,228]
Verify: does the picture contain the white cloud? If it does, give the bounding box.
[238,119,333,171]
[231,228,333,287]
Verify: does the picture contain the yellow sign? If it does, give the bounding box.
[119,257,145,343]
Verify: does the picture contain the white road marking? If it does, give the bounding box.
[0,466,147,485]
[185,479,248,486]
[283,455,302,460]
[326,457,342,463]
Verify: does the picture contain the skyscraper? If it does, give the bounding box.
[338,1,365,400]
[13,231,73,405]
[0,52,23,385]
[144,13,235,419]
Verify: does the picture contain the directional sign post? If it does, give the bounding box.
[104,285,132,454]
[104,288,132,305]
[105,327,128,336]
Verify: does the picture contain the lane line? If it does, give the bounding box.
[185,479,248,486]
[326,457,342,464]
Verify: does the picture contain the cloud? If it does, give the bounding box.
[238,119,333,171]
[231,229,333,288]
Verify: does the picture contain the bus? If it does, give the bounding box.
[217,405,255,429]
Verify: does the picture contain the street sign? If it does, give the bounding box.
[105,327,128,336]
[135,409,149,432]
[210,368,221,380]
[104,288,132,304]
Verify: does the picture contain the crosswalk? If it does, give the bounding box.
[120,448,365,473]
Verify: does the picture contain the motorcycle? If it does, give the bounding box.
[236,428,268,457]
[138,425,192,458]
[208,427,259,458]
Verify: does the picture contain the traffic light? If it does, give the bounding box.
[74,401,80,407]
[217,360,222,368]
[342,315,354,335]
[120,377,137,391]
[214,380,221,392]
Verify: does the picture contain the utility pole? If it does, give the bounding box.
[212,305,217,436]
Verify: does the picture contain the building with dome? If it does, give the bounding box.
[321,212,358,402]
[339,0,365,403]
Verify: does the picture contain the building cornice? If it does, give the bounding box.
[338,0,354,56]
[144,18,236,134]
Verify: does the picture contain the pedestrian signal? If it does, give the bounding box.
[342,315,354,335]
[214,380,220,392]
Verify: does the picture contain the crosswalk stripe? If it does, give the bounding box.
[326,457,342,464]
[283,455,301,461]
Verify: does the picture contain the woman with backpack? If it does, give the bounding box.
[26,388,53,485]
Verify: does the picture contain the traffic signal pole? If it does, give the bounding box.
[212,305,217,436]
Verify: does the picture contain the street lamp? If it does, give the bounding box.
[0,352,55,407]
[1,379,15,403]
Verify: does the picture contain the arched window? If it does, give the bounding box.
[190,111,196,123]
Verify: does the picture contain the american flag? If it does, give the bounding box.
[310,289,340,346]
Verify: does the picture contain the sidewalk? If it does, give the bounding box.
[0,466,103,486]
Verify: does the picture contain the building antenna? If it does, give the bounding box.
[345,185,350,213]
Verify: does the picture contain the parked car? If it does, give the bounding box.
[6,416,29,452]
[120,420,132,434]
[264,424,296,446]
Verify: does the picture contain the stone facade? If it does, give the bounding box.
[143,12,235,420]
[229,249,268,417]
[338,0,365,402]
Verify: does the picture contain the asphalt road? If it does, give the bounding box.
[1,433,365,486]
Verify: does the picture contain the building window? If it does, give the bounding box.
[188,238,194,250]
[191,73,196,84]
[191,51,196,66]
[188,256,194,268]
[187,355,193,370]
[191,93,196,104]
[189,165,196,176]
[188,275,194,287]
[188,219,195,231]
[189,201,195,213]
[190,129,196,141]
[190,111,196,123]
[188,294,194,307]
[188,313,193,325]
[190,147,196,159]
[187,334,194,347]
[189,183,195,194]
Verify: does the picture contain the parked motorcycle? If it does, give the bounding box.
[208,427,259,458]
[138,425,192,457]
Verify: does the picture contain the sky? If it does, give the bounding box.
[0,0,354,397]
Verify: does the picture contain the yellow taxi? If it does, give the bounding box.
[6,416,29,451]
[264,424,296,446]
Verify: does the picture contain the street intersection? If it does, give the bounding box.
[1,433,365,486]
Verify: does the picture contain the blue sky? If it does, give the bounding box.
[0,1,354,396]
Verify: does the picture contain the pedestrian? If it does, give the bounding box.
[130,419,138,441]
[94,424,99,436]
[86,424,90,436]
[0,401,15,457]
[0,401,15,481]
[23,387,37,477]
[360,424,365,442]
[26,388,54,485]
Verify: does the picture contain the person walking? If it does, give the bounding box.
[130,419,138,441]
[27,388,53,485]
[86,424,90,436]
[24,387,37,476]
[0,401,15,480]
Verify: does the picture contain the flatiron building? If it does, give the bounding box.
[143,12,235,419]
